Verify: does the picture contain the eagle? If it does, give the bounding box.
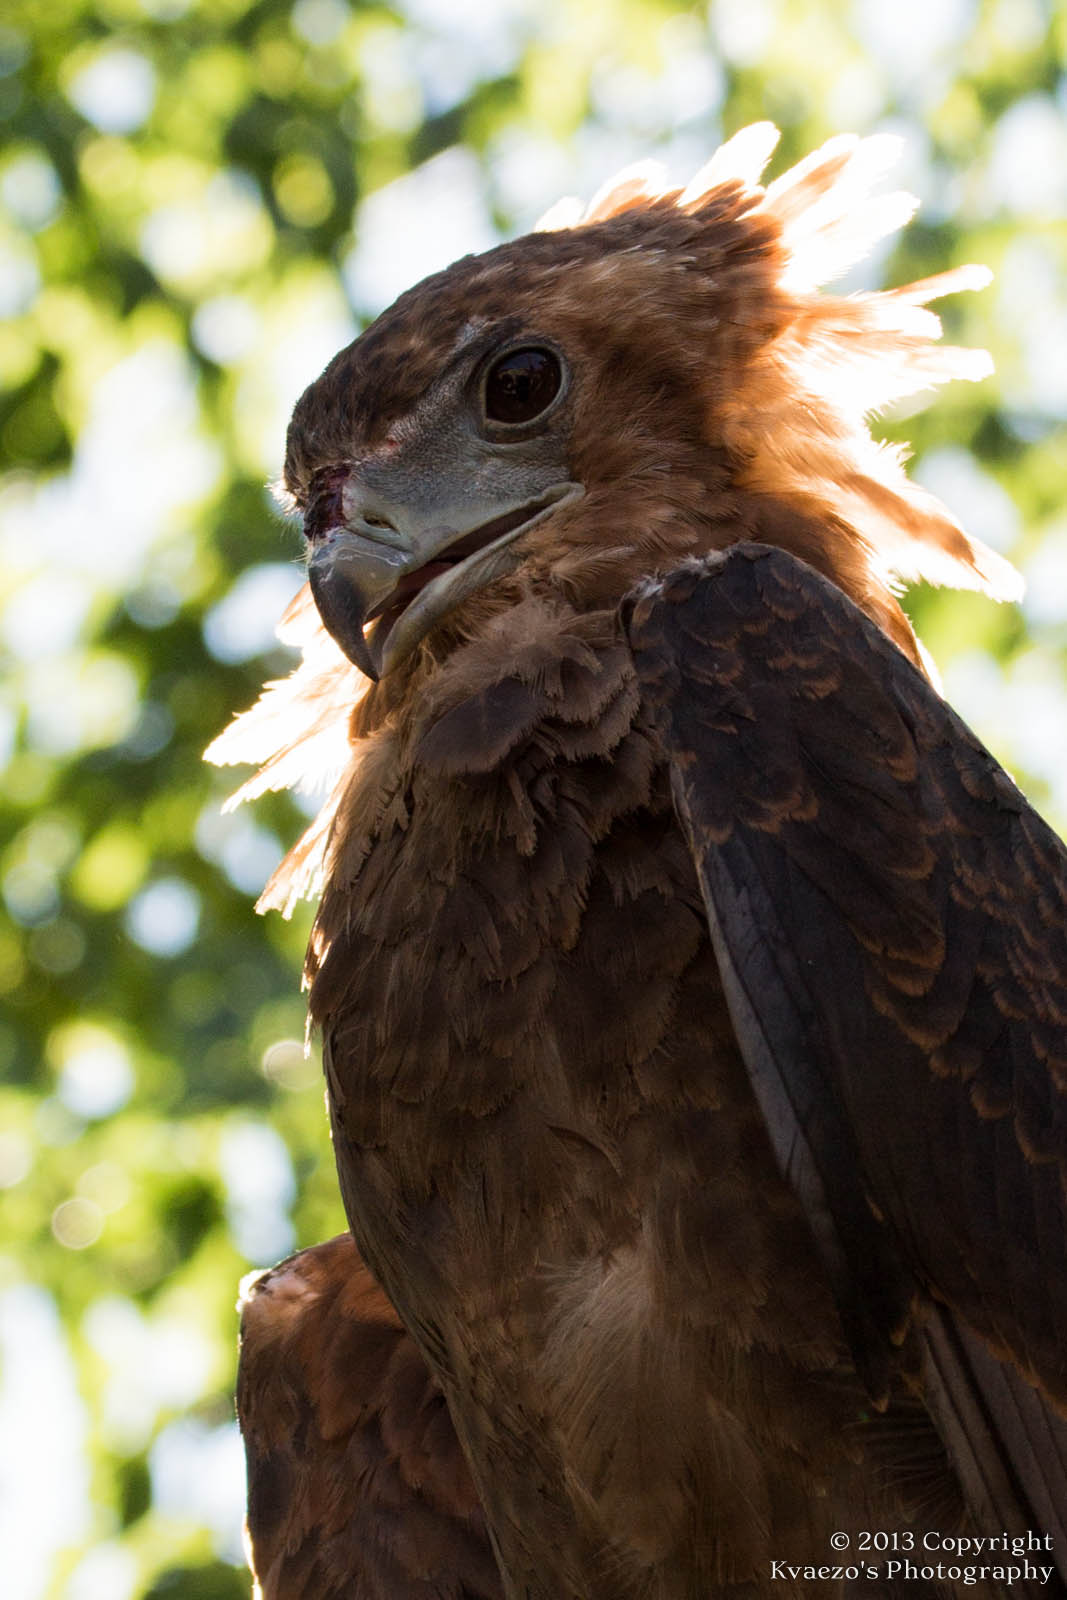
[210,126,1067,1600]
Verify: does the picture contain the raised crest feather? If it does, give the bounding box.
[678,121,780,204]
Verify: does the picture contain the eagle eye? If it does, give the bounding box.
[483,347,562,427]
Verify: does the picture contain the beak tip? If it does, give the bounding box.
[308,542,386,681]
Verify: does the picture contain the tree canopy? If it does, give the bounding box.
[1,2,1065,1596]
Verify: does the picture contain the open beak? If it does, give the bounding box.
[306,482,583,679]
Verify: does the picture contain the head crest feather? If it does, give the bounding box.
[538,125,1016,604]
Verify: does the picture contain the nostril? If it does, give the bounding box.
[300,465,401,543]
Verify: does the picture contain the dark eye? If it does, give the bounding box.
[484,347,562,426]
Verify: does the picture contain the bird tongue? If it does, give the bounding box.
[366,560,453,623]
[365,508,538,626]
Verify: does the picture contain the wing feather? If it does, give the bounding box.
[626,544,1067,1572]
[237,1235,502,1600]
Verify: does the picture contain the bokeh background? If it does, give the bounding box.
[2,1,1066,1595]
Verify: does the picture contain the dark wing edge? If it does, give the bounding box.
[625,543,1067,1570]
[236,1233,502,1600]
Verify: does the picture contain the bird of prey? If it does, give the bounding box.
[211,126,1067,1599]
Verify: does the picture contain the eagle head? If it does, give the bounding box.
[207,125,1022,918]
[282,123,1016,683]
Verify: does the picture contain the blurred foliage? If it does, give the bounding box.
[0,0,1065,1596]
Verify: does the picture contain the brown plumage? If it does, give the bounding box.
[213,128,1067,1599]
[237,1234,501,1599]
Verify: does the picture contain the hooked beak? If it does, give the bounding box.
[307,482,583,679]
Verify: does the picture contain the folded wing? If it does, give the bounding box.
[237,1234,502,1600]
[626,543,1067,1576]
